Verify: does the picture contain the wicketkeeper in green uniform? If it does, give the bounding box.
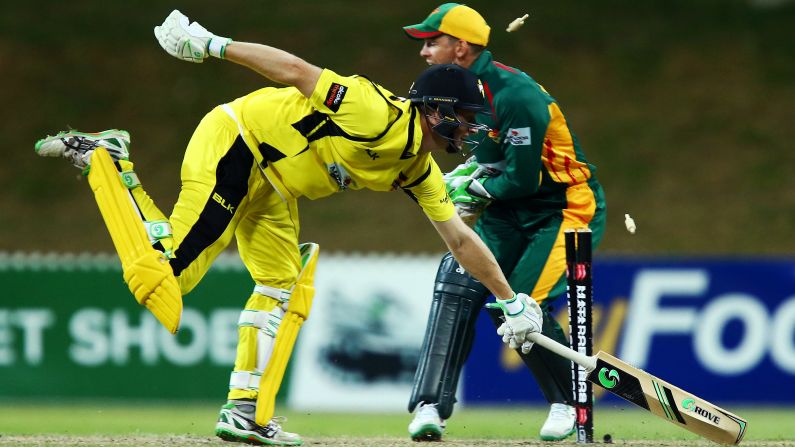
[402,4,607,442]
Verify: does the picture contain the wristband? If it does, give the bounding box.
[208,37,231,59]
[497,294,525,316]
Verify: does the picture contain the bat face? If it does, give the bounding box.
[588,352,748,445]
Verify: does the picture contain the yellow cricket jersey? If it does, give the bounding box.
[223,68,455,222]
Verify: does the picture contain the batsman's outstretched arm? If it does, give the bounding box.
[432,214,543,344]
[430,214,513,299]
[223,42,321,98]
[154,9,321,97]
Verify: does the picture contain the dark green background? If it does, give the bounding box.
[2,0,793,255]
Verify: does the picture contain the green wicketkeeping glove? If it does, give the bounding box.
[443,157,479,193]
[448,176,493,207]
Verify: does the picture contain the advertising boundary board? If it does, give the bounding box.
[2,253,793,407]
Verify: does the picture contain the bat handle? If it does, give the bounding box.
[527,332,597,372]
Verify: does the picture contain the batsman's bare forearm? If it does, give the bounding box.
[451,234,514,299]
[431,215,513,299]
[223,42,322,98]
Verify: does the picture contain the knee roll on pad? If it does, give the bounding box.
[409,252,489,419]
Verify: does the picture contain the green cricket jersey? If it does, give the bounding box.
[466,50,606,302]
[471,50,599,204]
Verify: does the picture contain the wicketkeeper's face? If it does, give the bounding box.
[420,35,460,65]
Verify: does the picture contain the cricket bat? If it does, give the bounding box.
[527,332,748,445]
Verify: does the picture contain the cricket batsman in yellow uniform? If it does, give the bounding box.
[34,10,545,446]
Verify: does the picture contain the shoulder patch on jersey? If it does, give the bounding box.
[325,83,348,112]
[506,127,531,146]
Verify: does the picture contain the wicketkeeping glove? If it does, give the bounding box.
[443,156,479,189]
[154,10,232,63]
[487,293,543,354]
[448,176,493,207]
[444,157,500,225]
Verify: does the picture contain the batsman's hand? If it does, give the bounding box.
[488,293,543,354]
[497,321,536,354]
[154,10,231,63]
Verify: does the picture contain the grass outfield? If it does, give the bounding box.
[0,402,791,446]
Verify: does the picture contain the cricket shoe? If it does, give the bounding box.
[215,403,303,446]
[35,129,130,170]
[539,403,576,441]
[408,402,446,442]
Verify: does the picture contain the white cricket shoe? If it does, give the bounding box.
[408,402,446,442]
[215,403,302,446]
[539,403,576,441]
[35,129,130,169]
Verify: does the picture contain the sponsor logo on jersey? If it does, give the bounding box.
[325,83,348,112]
[506,127,531,146]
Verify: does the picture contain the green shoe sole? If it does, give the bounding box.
[215,427,303,446]
[410,424,443,442]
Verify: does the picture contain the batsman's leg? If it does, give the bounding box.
[36,129,182,332]
[217,243,317,446]
[217,288,300,446]
[408,253,489,441]
[255,242,319,425]
[88,147,182,333]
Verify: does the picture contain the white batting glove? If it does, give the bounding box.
[490,293,542,353]
[154,10,231,63]
[496,323,536,354]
